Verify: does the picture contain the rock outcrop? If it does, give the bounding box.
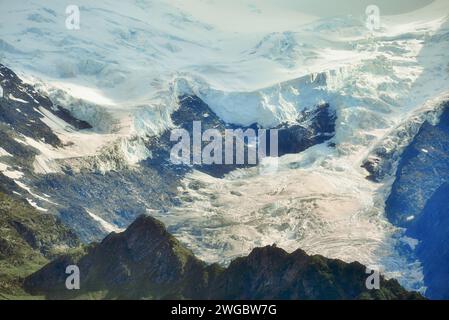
[24,215,423,300]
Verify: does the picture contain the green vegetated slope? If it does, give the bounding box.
[0,190,80,299]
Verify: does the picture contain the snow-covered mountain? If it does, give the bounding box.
[1,0,449,297]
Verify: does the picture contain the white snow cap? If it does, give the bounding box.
[0,0,446,133]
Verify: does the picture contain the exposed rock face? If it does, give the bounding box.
[24,215,423,300]
[385,104,449,299]
[408,183,449,299]
[0,64,91,148]
[275,102,336,156]
[386,105,449,226]
[361,101,448,183]
[31,166,182,242]
[147,94,336,178]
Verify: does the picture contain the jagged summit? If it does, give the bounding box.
[24,214,423,300]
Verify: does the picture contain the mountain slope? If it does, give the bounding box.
[409,182,449,299]
[385,104,449,298]
[24,214,423,300]
[0,189,80,298]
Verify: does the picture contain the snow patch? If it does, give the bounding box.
[26,198,48,212]
[8,94,28,103]
[14,180,58,205]
[0,147,12,157]
[86,209,123,233]
[0,163,24,179]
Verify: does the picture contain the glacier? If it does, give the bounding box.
[1,0,449,294]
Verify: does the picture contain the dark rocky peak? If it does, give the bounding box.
[24,215,423,300]
[100,214,192,263]
[212,244,421,300]
[25,214,207,299]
